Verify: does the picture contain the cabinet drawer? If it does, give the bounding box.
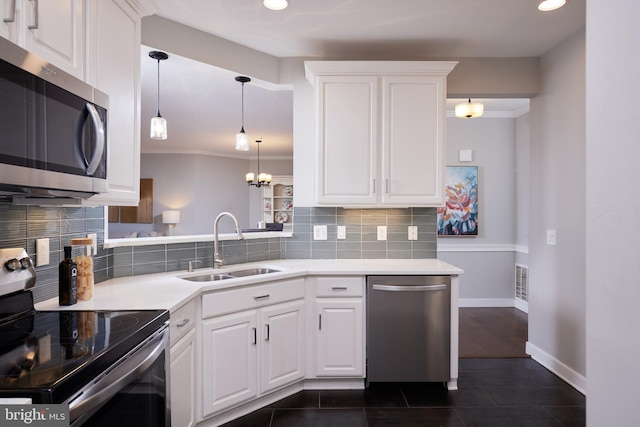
[316,276,364,297]
[202,278,305,318]
[170,299,196,345]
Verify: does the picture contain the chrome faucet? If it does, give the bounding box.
[213,212,244,269]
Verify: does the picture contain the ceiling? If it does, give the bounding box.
[140,0,585,157]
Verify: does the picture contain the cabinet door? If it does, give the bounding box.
[381,75,447,206]
[201,310,258,417]
[316,76,378,205]
[315,299,364,377]
[84,0,141,205]
[170,328,196,427]
[23,0,85,79]
[260,300,305,393]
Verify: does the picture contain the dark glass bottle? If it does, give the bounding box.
[59,246,78,306]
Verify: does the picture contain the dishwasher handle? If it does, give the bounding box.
[372,284,447,292]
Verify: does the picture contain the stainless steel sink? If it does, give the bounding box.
[180,267,281,282]
[181,274,234,282]
[226,267,281,277]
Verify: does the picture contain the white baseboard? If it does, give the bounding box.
[514,299,529,313]
[459,298,515,307]
[525,341,586,395]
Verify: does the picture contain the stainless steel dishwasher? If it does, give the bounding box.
[367,275,451,383]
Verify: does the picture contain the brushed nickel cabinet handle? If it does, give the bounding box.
[3,0,16,22]
[28,0,38,29]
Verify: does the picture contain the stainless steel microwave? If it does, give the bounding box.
[0,37,108,202]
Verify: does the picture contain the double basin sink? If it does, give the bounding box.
[181,267,281,282]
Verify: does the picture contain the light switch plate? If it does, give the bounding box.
[377,226,387,241]
[36,238,49,266]
[546,229,557,245]
[408,226,418,240]
[459,149,473,162]
[337,225,346,239]
[313,225,327,240]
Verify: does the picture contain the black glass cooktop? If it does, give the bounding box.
[0,290,168,403]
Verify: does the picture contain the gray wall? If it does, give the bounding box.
[529,29,586,385]
[438,116,522,304]
[109,153,292,237]
[586,0,640,423]
[515,113,530,266]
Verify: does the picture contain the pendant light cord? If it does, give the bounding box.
[241,82,245,132]
[156,58,161,116]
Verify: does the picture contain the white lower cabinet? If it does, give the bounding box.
[315,299,364,376]
[312,276,365,378]
[169,299,197,427]
[200,279,305,419]
[170,328,196,427]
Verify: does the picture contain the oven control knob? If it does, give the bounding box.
[19,257,33,270]
[4,258,20,271]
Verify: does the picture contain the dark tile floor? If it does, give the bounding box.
[221,358,585,427]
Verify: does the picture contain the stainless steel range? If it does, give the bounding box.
[0,248,170,426]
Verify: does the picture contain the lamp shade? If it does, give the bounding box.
[150,115,167,140]
[162,210,180,224]
[455,99,484,118]
[235,130,250,151]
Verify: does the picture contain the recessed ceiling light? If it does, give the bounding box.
[538,0,567,12]
[263,0,288,11]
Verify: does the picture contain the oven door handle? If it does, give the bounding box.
[67,326,168,426]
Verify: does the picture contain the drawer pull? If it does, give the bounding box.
[175,318,190,328]
[253,294,270,301]
[331,286,348,291]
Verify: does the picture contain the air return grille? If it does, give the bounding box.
[515,264,528,302]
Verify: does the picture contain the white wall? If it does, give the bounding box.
[528,29,586,390]
[515,113,530,265]
[586,0,640,424]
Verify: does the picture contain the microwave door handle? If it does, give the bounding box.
[84,103,105,176]
[3,0,16,22]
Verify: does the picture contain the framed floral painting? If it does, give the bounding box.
[437,165,478,236]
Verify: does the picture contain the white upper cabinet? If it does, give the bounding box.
[1,0,85,79]
[83,0,144,205]
[305,61,457,207]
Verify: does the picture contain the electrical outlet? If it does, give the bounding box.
[377,226,387,241]
[36,238,49,266]
[87,233,97,256]
[408,226,418,241]
[546,229,557,245]
[313,225,327,240]
[337,225,346,239]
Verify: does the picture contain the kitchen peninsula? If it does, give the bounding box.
[36,258,463,427]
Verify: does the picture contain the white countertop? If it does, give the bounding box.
[35,259,463,313]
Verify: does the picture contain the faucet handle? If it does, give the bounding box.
[188,260,202,272]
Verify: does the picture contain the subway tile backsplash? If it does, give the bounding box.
[0,204,437,304]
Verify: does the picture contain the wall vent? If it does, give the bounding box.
[515,264,529,302]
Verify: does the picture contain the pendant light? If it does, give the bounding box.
[455,98,484,118]
[235,76,251,151]
[245,139,272,187]
[149,51,169,140]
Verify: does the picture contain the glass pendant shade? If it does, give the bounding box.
[263,0,288,10]
[235,129,250,151]
[455,99,484,118]
[150,113,167,140]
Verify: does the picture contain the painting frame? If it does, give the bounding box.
[437,165,479,236]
